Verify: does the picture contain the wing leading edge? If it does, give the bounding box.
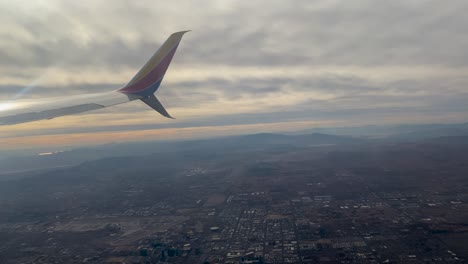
[0,30,189,126]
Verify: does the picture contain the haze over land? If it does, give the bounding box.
[1,129,468,263]
[2,0,468,150]
[2,1,468,263]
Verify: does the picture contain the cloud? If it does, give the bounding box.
[1,0,468,151]
[2,0,468,69]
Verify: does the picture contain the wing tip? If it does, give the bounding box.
[170,30,191,38]
[173,30,191,34]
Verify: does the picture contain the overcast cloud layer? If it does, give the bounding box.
[1,0,468,151]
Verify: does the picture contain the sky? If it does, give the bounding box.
[1,0,468,152]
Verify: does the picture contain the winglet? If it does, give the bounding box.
[118,30,190,97]
[141,94,175,119]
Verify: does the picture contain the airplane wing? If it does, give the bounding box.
[0,30,189,126]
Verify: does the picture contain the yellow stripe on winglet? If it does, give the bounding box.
[125,31,190,88]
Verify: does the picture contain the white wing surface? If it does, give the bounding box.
[0,31,189,126]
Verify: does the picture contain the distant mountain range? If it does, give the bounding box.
[1,122,468,175]
[0,132,359,175]
[297,122,468,139]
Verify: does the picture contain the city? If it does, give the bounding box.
[0,133,467,263]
